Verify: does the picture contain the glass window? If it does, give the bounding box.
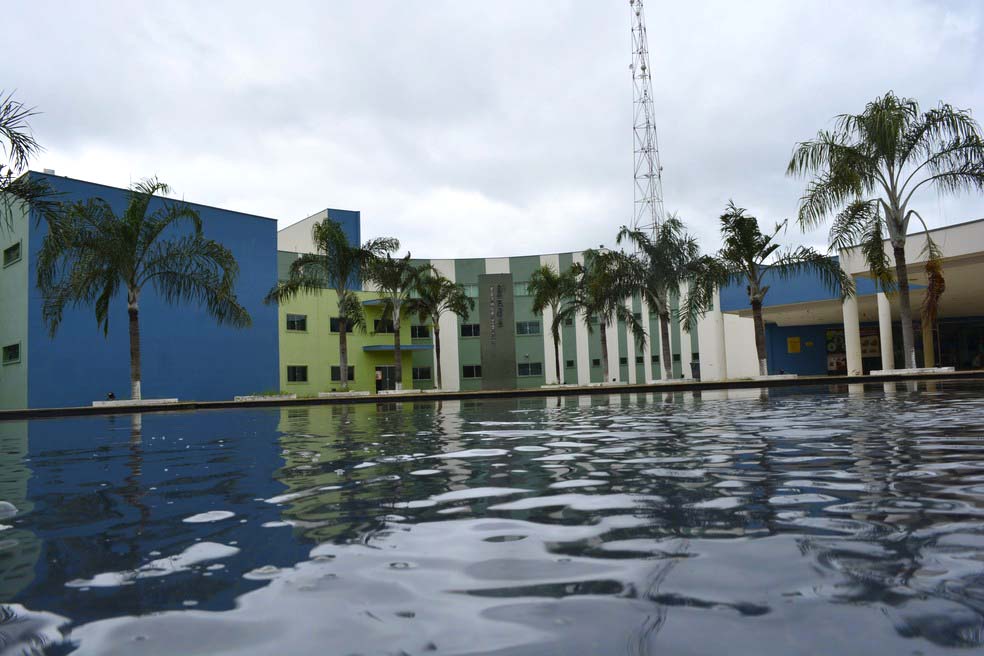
[672,354,681,362]
[692,352,700,362]
[286,314,307,331]
[462,364,482,378]
[619,357,628,365]
[330,365,356,382]
[516,321,541,335]
[651,354,660,363]
[636,356,644,364]
[287,365,308,382]
[565,359,575,368]
[513,282,530,297]
[329,317,354,333]
[373,319,395,333]
[410,325,430,339]
[460,323,480,338]
[517,362,543,377]
[563,317,574,327]
[412,366,432,381]
[591,358,601,367]
[3,242,21,267]
[462,284,479,298]
[2,343,20,365]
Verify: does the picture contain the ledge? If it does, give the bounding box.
[91,398,178,408]
[318,391,371,398]
[870,366,956,376]
[234,394,297,402]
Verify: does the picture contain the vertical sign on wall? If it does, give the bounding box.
[478,273,516,390]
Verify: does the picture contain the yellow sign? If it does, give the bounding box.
[787,336,801,354]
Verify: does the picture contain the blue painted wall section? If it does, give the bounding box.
[719,258,883,312]
[26,174,279,407]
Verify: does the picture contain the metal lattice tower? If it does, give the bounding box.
[629,0,665,237]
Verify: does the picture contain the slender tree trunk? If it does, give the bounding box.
[659,312,673,380]
[434,324,442,390]
[600,321,610,382]
[393,303,403,391]
[751,300,768,376]
[339,316,349,391]
[894,244,917,369]
[128,298,142,400]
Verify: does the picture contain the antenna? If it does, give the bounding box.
[629,0,665,237]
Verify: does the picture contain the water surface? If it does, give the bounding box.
[2,381,984,654]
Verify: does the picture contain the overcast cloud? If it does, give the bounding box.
[7,0,984,258]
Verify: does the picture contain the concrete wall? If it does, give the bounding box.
[276,208,361,255]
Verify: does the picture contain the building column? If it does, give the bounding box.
[842,293,863,376]
[711,288,728,380]
[678,286,692,379]
[624,299,637,384]
[922,320,935,368]
[640,298,654,383]
[876,292,895,371]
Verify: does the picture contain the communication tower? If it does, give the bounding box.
[629,0,665,236]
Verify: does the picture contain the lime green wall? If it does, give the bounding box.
[278,289,416,395]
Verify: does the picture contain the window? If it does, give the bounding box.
[588,316,598,325]
[651,355,660,363]
[286,314,307,331]
[673,354,681,362]
[565,359,575,368]
[633,312,642,321]
[563,317,574,327]
[2,343,20,365]
[330,365,356,382]
[462,364,482,378]
[516,321,541,335]
[513,282,530,297]
[692,352,700,362]
[3,242,21,267]
[462,284,479,298]
[619,357,628,366]
[461,323,480,338]
[329,317,354,333]
[591,358,601,367]
[412,366,432,381]
[373,319,395,333]
[636,356,644,364]
[517,362,543,377]
[287,365,308,383]
[411,325,430,339]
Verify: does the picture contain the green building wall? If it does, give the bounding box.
[0,200,29,410]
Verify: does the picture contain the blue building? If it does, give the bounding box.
[0,173,280,409]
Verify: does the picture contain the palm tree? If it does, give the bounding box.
[574,249,646,383]
[617,214,713,380]
[266,219,398,391]
[37,178,251,400]
[705,201,854,376]
[787,91,984,368]
[366,253,428,391]
[527,264,578,384]
[412,269,474,390]
[1,91,57,232]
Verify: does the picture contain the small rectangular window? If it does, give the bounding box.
[373,319,395,333]
[518,362,543,377]
[412,366,432,381]
[462,284,479,298]
[591,358,601,367]
[691,352,700,362]
[2,343,20,365]
[513,282,530,297]
[672,354,681,362]
[619,357,628,366]
[516,321,541,336]
[287,365,308,382]
[329,317,354,333]
[461,323,480,338]
[330,365,356,382]
[410,325,430,339]
[286,314,307,331]
[563,317,574,327]
[565,359,575,368]
[3,242,21,267]
[462,364,482,378]
[636,356,644,364]
[633,312,642,321]
[652,355,660,363]
[589,316,598,325]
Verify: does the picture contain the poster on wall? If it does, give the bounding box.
[826,328,881,374]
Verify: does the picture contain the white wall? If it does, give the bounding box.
[277,211,326,253]
[430,258,461,392]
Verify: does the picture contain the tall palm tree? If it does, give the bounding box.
[1,91,57,232]
[527,264,578,384]
[705,202,854,376]
[787,91,984,368]
[617,214,713,380]
[574,249,646,383]
[412,268,474,390]
[37,178,251,400]
[366,253,428,391]
[266,219,397,391]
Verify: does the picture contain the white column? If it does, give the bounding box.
[431,259,460,391]
[572,252,591,385]
[605,317,620,383]
[625,299,637,384]
[697,288,728,381]
[842,293,863,376]
[678,286,692,379]
[539,254,562,384]
[876,292,894,371]
[640,298,654,383]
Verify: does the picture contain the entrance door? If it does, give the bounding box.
[375,366,396,392]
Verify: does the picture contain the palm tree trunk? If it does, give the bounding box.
[600,321,610,382]
[339,317,349,391]
[659,312,673,380]
[751,300,768,376]
[893,244,917,369]
[553,323,562,384]
[393,304,403,391]
[128,302,142,400]
[434,324,442,390]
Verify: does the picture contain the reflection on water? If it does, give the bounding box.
[2,382,984,654]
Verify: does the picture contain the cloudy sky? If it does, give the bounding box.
[8,0,984,258]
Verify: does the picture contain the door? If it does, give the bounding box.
[375,366,396,392]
